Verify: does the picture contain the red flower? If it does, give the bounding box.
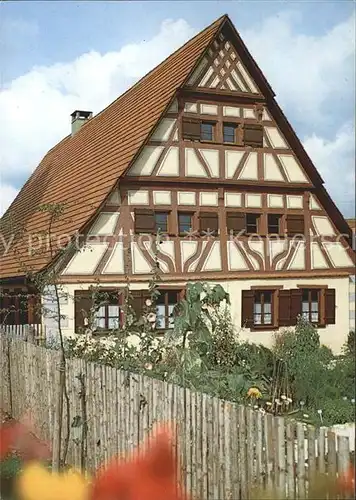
[0,416,50,462]
[91,427,186,500]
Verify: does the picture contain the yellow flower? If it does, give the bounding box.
[16,463,90,500]
[247,387,262,399]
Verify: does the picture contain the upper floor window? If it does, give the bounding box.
[268,214,282,234]
[246,213,260,234]
[155,212,169,233]
[223,124,236,143]
[178,212,193,235]
[201,122,214,141]
[134,209,170,234]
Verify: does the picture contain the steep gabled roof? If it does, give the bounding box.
[0,15,226,278]
[0,14,353,279]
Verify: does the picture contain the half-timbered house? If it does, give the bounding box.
[1,15,354,352]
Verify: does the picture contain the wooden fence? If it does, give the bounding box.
[0,324,46,344]
[0,337,352,499]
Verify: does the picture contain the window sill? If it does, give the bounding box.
[249,324,279,331]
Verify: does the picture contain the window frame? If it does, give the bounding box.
[223,123,236,144]
[301,288,320,325]
[200,121,215,142]
[253,290,274,327]
[268,214,282,235]
[154,211,169,233]
[246,213,260,234]
[155,289,183,331]
[178,212,194,235]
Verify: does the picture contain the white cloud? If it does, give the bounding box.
[0,18,194,213]
[0,185,19,217]
[241,11,355,126]
[303,123,355,216]
[0,12,355,217]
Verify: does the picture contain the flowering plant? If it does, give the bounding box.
[0,418,185,500]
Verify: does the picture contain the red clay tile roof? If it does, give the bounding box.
[0,15,226,279]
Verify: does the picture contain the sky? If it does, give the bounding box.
[0,0,355,218]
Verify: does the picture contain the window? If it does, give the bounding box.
[302,289,319,324]
[226,212,245,235]
[242,288,336,329]
[286,214,305,237]
[253,291,273,325]
[223,124,236,143]
[182,117,200,141]
[201,122,214,141]
[134,208,155,233]
[246,213,260,234]
[178,213,193,235]
[243,124,263,148]
[241,289,275,328]
[94,304,121,330]
[268,214,282,234]
[199,212,219,236]
[134,209,169,234]
[156,290,181,329]
[155,212,169,233]
[74,289,122,333]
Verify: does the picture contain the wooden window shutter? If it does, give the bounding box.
[290,289,302,325]
[226,212,245,234]
[243,124,263,147]
[241,290,254,328]
[286,215,305,236]
[278,290,292,326]
[182,117,201,141]
[134,208,155,233]
[131,290,150,319]
[324,289,336,325]
[74,291,92,332]
[199,212,219,234]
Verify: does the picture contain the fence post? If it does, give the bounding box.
[7,337,13,416]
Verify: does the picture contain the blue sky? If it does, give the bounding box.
[0,0,355,216]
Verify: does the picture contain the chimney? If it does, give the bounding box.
[70,110,93,135]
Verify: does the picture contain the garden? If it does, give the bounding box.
[63,281,355,429]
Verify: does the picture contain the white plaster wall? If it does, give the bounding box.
[219,276,350,354]
[150,118,176,141]
[88,212,119,235]
[127,146,164,176]
[57,276,350,352]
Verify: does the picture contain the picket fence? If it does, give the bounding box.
[0,336,352,500]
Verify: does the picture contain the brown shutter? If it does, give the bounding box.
[286,215,305,236]
[290,289,302,325]
[74,291,92,332]
[131,290,151,319]
[134,208,155,233]
[241,290,254,328]
[324,288,336,324]
[278,290,292,326]
[226,212,245,234]
[199,212,219,235]
[182,118,201,141]
[243,124,263,147]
